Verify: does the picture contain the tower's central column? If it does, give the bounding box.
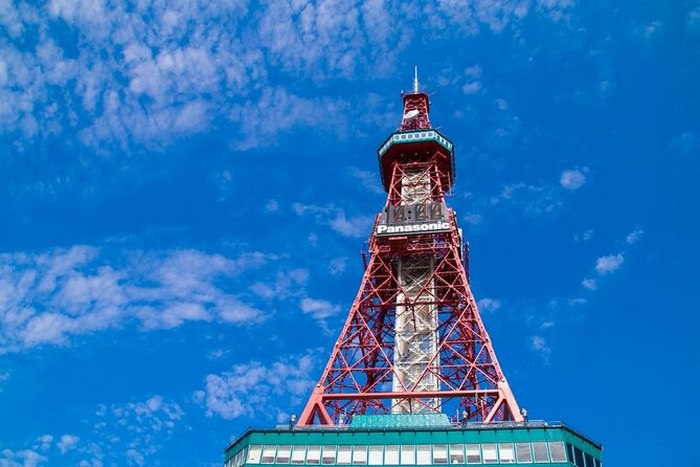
[392,168,439,413]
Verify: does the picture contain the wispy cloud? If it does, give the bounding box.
[559,168,588,191]
[490,181,564,215]
[0,0,580,157]
[530,335,552,364]
[669,131,697,155]
[573,229,594,242]
[582,253,624,290]
[196,349,319,421]
[91,395,185,466]
[0,246,275,353]
[0,448,46,467]
[349,167,384,194]
[328,257,348,275]
[250,269,309,300]
[595,253,624,274]
[625,229,644,245]
[581,228,643,291]
[293,202,373,238]
[56,435,79,454]
[34,435,53,452]
[478,297,502,312]
[687,7,700,32]
[300,297,342,334]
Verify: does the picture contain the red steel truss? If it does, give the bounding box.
[298,84,522,427]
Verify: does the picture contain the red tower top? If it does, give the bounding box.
[377,68,456,192]
[400,67,431,131]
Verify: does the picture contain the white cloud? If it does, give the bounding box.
[477,298,501,312]
[293,202,372,238]
[300,297,341,335]
[463,81,483,94]
[573,229,594,242]
[229,87,350,150]
[465,64,483,78]
[595,253,624,275]
[265,199,280,213]
[0,448,47,467]
[634,20,663,41]
[91,394,184,465]
[199,350,318,421]
[329,211,374,238]
[463,213,484,225]
[0,246,273,353]
[687,7,700,32]
[625,229,644,244]
[300,298,341,320]
[582,278,597,290]
[491,181,563,215]
[57,434,79,454]
[559,168,587,190]
[349,167,384,194]
[328,257,347,275]
[0,0,580,155]
[250,269,309,300]
[427,0,536,34]
[530,335,551,362]
[669,131,697,155]
[35,435,53,452]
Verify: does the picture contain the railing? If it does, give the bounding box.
[226,419,601,452]
[378,130,453,157]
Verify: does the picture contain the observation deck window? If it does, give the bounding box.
[482,444,498,464]
[498,443,515,464]
[291,446,306,464]
[353,446,367,465]
[465,444,481,464]
[532,442,549,463]
[262,446,276,464]
[337,446,352,465]
[385,446,399,464]
[307,446,321,465]
[368,446,383,465]
[432,445,447,464]
[248,446,262,464]
[400,445,415,465]
[448,444,464,464]
[276,446,291,464]
[515,443,532,463]
[322,446,337,465]
[416,445,431,465]
[549,442,567,463]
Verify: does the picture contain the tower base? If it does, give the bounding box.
[225,415,602,467]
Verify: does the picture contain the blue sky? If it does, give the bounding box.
[0,0,698,465]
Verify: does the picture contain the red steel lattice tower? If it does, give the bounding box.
[298,70,522,426]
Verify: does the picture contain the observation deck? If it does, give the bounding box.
[225,415,602,467]
[376,129,455,193]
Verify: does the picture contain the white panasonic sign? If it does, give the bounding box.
[376,221,451,236]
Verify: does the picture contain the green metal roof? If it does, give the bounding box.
[350,414,451,429]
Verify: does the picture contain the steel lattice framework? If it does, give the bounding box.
[298,74,522,426]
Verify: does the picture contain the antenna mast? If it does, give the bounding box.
[413,66,419,93]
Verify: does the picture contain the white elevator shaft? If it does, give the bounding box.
[392,169,440,413]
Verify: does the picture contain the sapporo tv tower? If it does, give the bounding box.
[224,71,603,467]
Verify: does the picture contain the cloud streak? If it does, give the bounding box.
[196,349,319,421]
[0,246,275,353]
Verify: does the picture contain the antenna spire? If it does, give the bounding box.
[413,66,419,93]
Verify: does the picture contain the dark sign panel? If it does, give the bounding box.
[376,202,451,237]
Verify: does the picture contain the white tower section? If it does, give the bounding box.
[392,169,440,413]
